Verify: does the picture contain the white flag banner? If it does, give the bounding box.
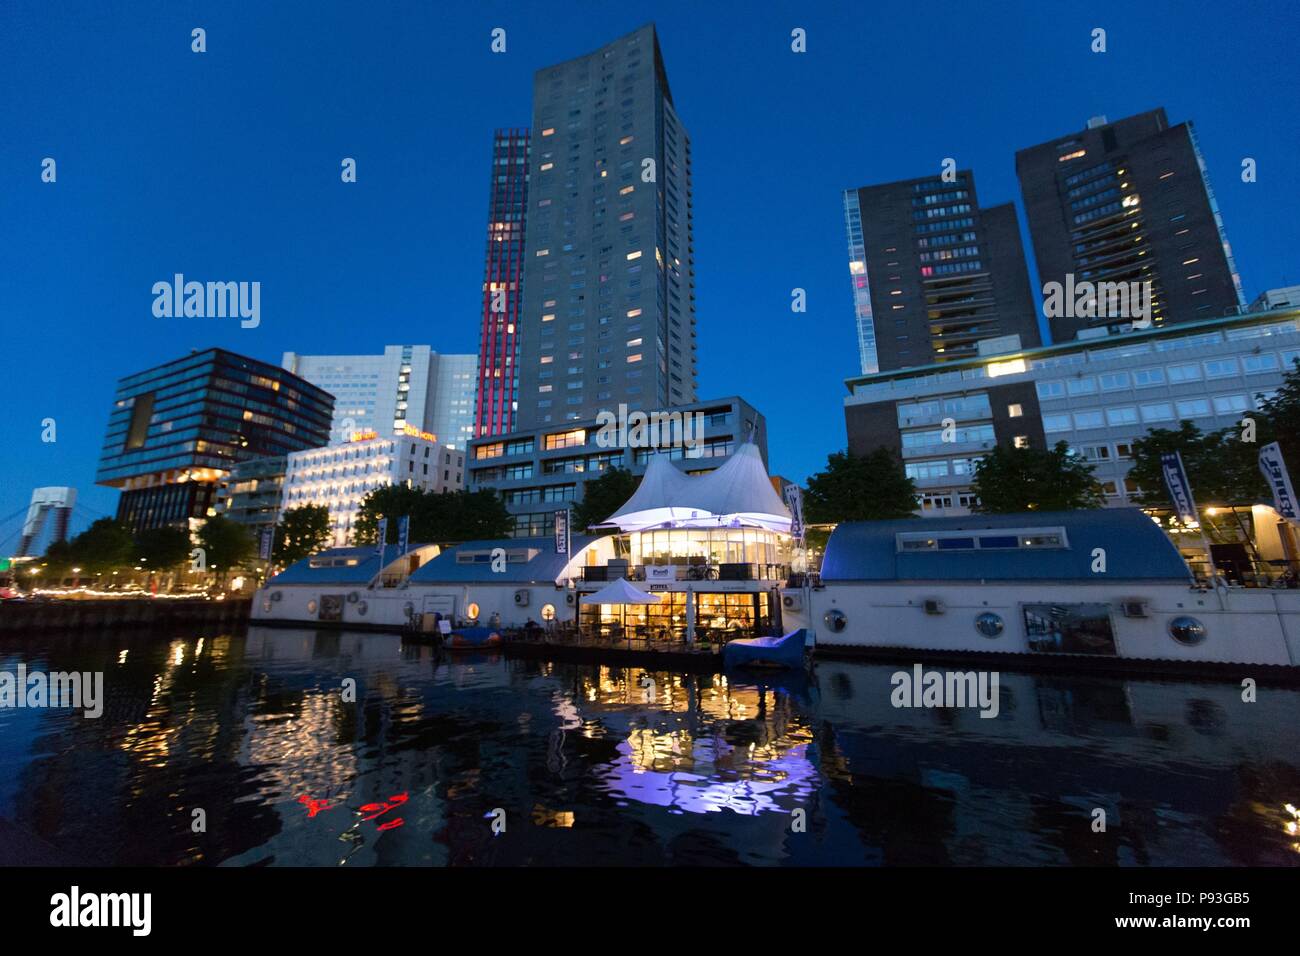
[1258,442,1300,525]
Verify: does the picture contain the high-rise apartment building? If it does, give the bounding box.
[1016,109,1245,343]
[514,23,696,429]
[843,171,1041,374]
[96,348,334,533]
[475,128,530,439]
[282,346,477,450]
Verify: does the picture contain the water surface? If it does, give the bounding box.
[0,626,1296,866]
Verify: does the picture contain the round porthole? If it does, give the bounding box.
[974,612,1004,638]
[823,608,847,633]
[270,590,283,602]
[356,600,368,616]
[466,602,481,621]
[541,603,556,621]
[347,591,360,604]
[306,600,318,615]
[1168,615,1207,646]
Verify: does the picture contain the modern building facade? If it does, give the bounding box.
[96,349,334,533]
[843,307,1300,515]
[842,171,1041,374]
[514,23,697,429]
[468,396,767,537]
[214,455,288,542]
[1016,109,1245,343]
[475,128,531,439]
[280,428,466,546]
[1251,285,1300,312]
[17,487,76,557]
[282,346,477,450]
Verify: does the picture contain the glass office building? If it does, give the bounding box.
[96,348,334,533]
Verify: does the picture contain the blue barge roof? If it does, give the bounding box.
[819,508,1190,582]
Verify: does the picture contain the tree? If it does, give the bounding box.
[355,485,514,545]
[353,485,428,545]
[573,467,639,530]
[196,515,254,580]
[65,518,136,576]
[134,526,192,571]
[1128,420,1266,507]
[804,449,917,523]
[971,441,1105,513]
[273,505,333,566]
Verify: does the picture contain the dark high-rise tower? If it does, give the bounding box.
[514,23,696,429]
[1015,109,1244,343]
[842,171,1041,373]
[474,128,530,438]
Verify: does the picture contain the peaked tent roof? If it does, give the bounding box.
[604,453,706,530]
[580,577,663,604]
[602,442,792,533]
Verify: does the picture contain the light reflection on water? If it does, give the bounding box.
[0,626,1296,866]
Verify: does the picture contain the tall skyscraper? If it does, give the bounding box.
[1016,109,1245,343]
[96,348,334,533]
[475,128,531,439]
[843,171,1041,373]
[514,23,696,429]
[282,346,478,450]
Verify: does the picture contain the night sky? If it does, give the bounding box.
[3,0,1298,545]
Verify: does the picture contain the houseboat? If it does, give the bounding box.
[251,443,1300,672]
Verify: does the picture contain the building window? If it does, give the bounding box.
[1007,404,1023,418]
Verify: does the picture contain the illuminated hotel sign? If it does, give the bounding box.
[349,424,438,443]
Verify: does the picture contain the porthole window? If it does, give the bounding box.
[974,612,1004,638]
[306,600,318,615]
[466,602,481,621]
[347,591,360,604]
[270,590,283,602]
[541,603,556,621]
[824,608,847,633]
[356,601,368,616]
[1168,615,1206,646]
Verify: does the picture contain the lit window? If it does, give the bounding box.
[626,250,642,260]
[541,128,554,137]
[1007,404,1023,418]
[1013,436,1030,448]
[626,354,642,363]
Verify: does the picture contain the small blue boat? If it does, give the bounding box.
[722,628,808,670]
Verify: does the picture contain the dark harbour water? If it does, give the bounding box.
[0,626,1297,867]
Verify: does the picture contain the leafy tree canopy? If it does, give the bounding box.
[971,441,1105,513]
[355,485,513,545]
[573,467,639,531]
[273,505,334,566]
[804,449,918,523]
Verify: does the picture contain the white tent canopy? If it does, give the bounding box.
[600,441,792,533]
[580,577,663,605]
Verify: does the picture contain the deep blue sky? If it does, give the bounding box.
[3,0,1298,545]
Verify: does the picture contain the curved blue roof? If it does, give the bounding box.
[820,509,1190,582]
[267,543,436,586]
[409,535,605,585]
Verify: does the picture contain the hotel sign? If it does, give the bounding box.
[1160,451,1199,526]
[1258,442,1300,524]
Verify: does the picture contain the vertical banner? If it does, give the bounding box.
[782,482,805,545]
[397,515,410,556]
[1160,451,1199,526]
[376,517,388,569]
[258,525,274,562]
[1258,442,1300,524]
[554,508,571,556]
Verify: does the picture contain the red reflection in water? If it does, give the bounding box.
[298,795,334,818]
[359,792,408,830]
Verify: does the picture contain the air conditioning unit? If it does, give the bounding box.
[781,592,803,611]
[564,592,577,607]
[513,589,530,607]
[923,599,945,615]
[1120,599,1149,618]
